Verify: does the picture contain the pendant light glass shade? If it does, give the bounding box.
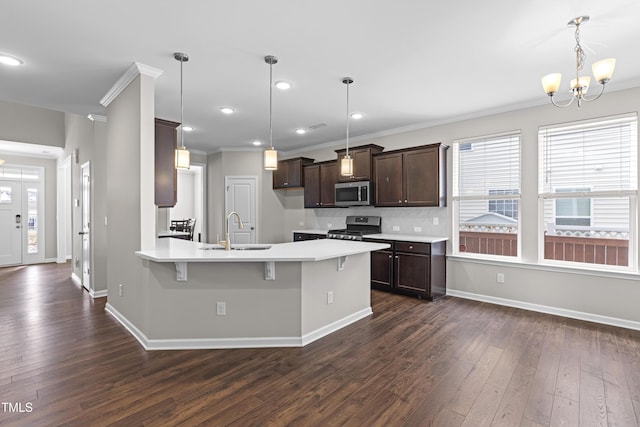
[174,52,190,169]
[264,147,278,170]
[340,156,354,176]
[264,55,278,170]
[175,147,190,169]
[341,77,354,177]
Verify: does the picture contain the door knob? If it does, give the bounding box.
[78,231,88,235]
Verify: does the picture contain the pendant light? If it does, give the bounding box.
[340,77,354,177]
[263,55,278,170]
[174,52,190,169]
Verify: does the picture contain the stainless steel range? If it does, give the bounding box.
[327,216,381,241]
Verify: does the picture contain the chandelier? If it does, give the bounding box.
[541,16,616,108]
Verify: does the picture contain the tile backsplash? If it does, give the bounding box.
[306,206,448,236]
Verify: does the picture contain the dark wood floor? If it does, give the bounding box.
[1,263,639,426]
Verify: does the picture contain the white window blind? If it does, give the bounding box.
[539,113,637,197]
[454,131,520,199]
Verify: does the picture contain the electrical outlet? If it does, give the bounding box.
[392,225,400,231]
[118,284,123,297]
[327,223,333,228]
[298,221,304,226]
[327,291,334,304]
[216,302,226,316]
[413,226,422,232]
[497,273,505,284]
[104,216,108,226]
[433,217,439,225]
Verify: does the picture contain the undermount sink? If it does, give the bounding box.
[201,244,272,251]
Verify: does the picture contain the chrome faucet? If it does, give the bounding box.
[219,211,244,251]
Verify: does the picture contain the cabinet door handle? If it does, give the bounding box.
[388,255,392,259]
[284,182,288,186]
[395,256,398,259]
[405,199,408,203]
[398,200,402,203]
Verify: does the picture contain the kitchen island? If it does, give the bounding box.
[105,238,389,350]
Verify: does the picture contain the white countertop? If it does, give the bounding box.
[365,234,448,243]
[136,238,389,263]
[292,230,448,244]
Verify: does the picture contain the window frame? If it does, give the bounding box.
[453,130,522,260]
[538,113,638,272]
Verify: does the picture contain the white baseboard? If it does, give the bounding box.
[301,307,373,346]
[90,289,108,298]
[447,289,640,331]
[105,303,373,351]
[70,272,81,286]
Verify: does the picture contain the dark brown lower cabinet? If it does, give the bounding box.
[368,239,446,300]
[371,244,394,289]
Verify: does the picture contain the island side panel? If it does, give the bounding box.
[300,252,372,337]
[143,260,303,341]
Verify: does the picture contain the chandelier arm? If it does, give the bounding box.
[580,83,607,103]
[550,94,575,108]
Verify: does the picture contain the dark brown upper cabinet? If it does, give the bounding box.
[373,143,448,207]
[335,144,384,182]
[154,118,180,208]
[272,157,315,189]
[303,161,338,208]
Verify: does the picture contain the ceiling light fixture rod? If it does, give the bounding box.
[263,55,279,170]
[174,52,190,169]
[340,77,355,177]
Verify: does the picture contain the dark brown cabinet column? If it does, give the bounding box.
[154,118,179,208]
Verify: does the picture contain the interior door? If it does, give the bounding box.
[80,162,91,292]
[0,180,23,266]
[225,176,257,244]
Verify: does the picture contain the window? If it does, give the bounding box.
[554,188,591,226]
[488,189,519,219]
[453,131,520,258]
[539,114,637,270]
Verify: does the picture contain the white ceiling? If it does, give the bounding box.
[1,0,640,155]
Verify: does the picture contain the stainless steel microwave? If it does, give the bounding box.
[335,181,373,207]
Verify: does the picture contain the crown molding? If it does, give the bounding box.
[100,62,163,107]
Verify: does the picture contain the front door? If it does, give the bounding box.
[224,176,257,244]
[0,180,23,266]
[80,162,91,292]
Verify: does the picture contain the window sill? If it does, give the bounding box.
[447,254,640,282]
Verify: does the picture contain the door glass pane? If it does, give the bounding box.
[0,186,11,203]
[27,188,38,254]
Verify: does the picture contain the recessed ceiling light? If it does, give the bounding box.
[295,129,307,135]
[252,140,262,146]
[275,81,291,90]
[0,54,23,66]
[182,126,193,132]
[220,107,235,114]
[350,112,364,120]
